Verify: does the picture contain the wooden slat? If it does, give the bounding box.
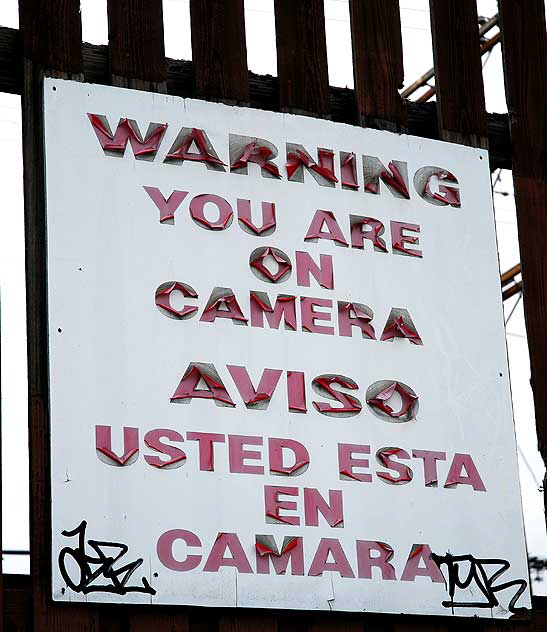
[498,0,547,509]
[308,619,363,632]
[18,1,95,630]
[3,575,32,632]
[189,0,249,103]
[349,0,406,132]
[107,0,166,90]
[98,610,128,632]
[0,27,21,94]
[429,0,487,147]
[19,0,82,73]
[274,0,330,116]
[187,611,220,632]
[219,613,277,632]
[130,611,189,632]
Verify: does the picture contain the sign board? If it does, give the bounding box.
[44,78,531,617]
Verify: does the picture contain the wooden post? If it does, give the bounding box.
[0,304,3,632]
[189,0,249,103]
[18,0,99,629]
[349,0,406,132]
[429,0,487,148]
[107,0,167,92]
[498,0,547,514]
[274,0,330,116]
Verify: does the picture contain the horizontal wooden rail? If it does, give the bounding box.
[2,573,547,630]
[501,263,522,286]
[503,280,523,302]
[0,25,513,170]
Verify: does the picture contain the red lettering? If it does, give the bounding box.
[391,221,422,258]
[304,210,348,246]
[412,449,446,486]
[144,429,186,468]
[171,363,235,407]
[301,297,334,335]
[269,437,310,476]
[287,371,307,413]
[165,127,225,169]
[295,251,334,290]
[255,535,304,575]
[200,288,248,324]
[250,292,297,330]
[88,114,167,158]
[338,443,372,482]
[304,488,344,528]
[264,485,300,526]
[157,529,201,571]
[312,374,362,416]
[227,365,282,409]
[229,435,264,474]
[356,541,396,580]
[189,194,233,231]
[401,544,444,583]
[95,425,138,466]
[143,187,188,224]
[203,533,253,573]
[237,199,276,235]
[186,432,226,471]
[444,453,486,491]
[376,447,413,485]
[308,539,354,577]
[350,215,387,252]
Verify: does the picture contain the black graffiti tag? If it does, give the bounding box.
[431,552,528,614]
[58,520,156,596]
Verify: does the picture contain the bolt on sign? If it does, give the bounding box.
[45,79,531,617]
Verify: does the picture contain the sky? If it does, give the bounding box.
[0,0,545,595]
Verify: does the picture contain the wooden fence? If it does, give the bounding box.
[0,0,546,630]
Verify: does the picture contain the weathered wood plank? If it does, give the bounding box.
[219,613,277,632]
[349,0,406,132]
[19,0,81,73]
[107,0,166,90]
[0,26,20,94]
[189,0,248,103]
[18,1,95,630]
[498,0,547,521]
[308,619,363,632]
[3,575,32,632]
[274,0,330,116]
[130,610,189,632]
[429,0,487,147]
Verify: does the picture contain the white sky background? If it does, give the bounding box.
[1,0,546,595]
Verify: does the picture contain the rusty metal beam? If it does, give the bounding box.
[401,13,499,99]
[417,31,501,103]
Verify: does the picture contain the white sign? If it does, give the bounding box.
[45,78,531,617]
